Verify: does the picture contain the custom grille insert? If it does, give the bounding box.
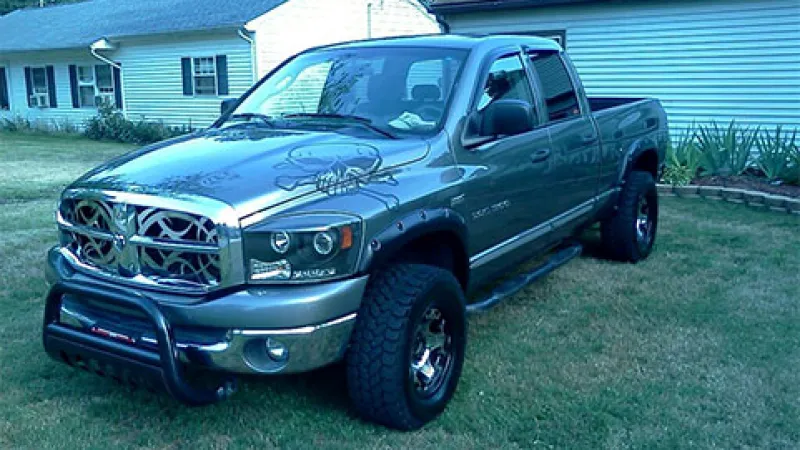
[58,197,222,288]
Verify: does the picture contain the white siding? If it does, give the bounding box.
[113,30,254,128]
[443,0,800,132]
[248,0,440,77]
[0,50,107,128]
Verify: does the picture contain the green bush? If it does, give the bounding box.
[662,124,702,186]
[786,143,800,186]
[1,116,78,135]
[696,120,758,177]
[84,103,192,145]
[755,126,797,183]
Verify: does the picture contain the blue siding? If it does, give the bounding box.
[114,30,254,128]
[444,0,800,132]
[0,50,107,128]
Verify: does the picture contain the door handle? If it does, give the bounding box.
[580,134,599,145]
[530,148,551,163]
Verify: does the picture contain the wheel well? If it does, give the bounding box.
[386,231,469,291]
[631,149,659,178]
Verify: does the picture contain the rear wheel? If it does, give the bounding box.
[601,170,658,262]
[346,264,466,430]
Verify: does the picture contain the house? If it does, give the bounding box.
[0,0,440,128]
[427,0,800,133]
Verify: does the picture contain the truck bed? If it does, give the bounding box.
[588,97,648,113]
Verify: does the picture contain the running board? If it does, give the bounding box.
[466,243,583,314]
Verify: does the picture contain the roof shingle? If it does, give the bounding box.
[0,0,288,53]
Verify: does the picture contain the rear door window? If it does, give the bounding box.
[528,51,581,122]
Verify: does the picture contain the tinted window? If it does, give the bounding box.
[529,52,580,122]
[477,54,534,112]
[231,47,468,136]
[0,68,8,110]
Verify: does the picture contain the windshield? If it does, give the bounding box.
[224,46,468,137]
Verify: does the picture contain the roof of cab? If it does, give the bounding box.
[320,33,563,53]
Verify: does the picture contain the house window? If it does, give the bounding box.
[515,30,567,49]
[193,57,217,96]
[76,65,116,107]
[30,67,50,107]
[0,67,9,110]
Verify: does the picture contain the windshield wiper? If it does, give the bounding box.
[228,113,275,127]
[281,113,397,139]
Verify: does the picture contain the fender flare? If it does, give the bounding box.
[357,208,469,277]
[617,136,660,184]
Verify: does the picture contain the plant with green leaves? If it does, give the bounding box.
[786,141,800,186]
[696,121,758,176]
[662,124,702,186]
[755,126,797,183]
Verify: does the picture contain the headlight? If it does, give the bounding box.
[243,213,362,284]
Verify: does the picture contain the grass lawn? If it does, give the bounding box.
[1,132,799,449]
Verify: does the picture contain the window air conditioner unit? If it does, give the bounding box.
[30,94,49,108]
[95,94,115,107]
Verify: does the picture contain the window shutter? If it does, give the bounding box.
[113,65,123,109]
[24,67,33,107]
[0,68,9,110]
[216,55,229,96]
[45,65,57,108]
[68,65,80,108]
[181,57,193,96]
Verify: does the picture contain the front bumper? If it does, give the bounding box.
[43,247,367,404]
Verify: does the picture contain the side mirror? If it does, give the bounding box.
[461,99,535,149]
[220,98,237,116]
[482,99,535,137]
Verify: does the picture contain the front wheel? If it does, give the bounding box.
[346,264,467,430]
[601,170,659,262]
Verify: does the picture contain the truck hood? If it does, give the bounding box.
[71,126,429,216]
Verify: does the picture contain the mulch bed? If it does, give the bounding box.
[692,175,800,199]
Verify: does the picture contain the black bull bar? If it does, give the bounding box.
[42,280,235,405]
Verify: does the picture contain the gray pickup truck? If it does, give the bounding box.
[43,34,667,430]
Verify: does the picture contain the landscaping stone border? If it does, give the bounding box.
[657,184,800,216]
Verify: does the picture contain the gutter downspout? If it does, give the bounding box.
[238,27,258,83]
[435,14,451,33]
[367,2,373,39]
[89,38,125,116]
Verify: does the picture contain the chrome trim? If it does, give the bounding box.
[60,304,356,375]
[57,247,215,293]
[57,188,245,294]
[234,313,357,337]
[128,236,219,254]
[469,191,616,268]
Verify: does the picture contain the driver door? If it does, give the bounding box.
[453,51,553,275]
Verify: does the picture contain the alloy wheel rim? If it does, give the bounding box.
[409,306,453,397]
[635,195,654,251]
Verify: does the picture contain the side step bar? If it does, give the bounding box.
[467,243,583,314]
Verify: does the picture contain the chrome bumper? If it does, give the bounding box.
[45,246,367,380]
[59,300,356,375]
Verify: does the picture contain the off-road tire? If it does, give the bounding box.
[601,170,659,262]
[346,264,467,430]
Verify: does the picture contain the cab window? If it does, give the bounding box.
[476,54,535,112]
[528,51,581,122]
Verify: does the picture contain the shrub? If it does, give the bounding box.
[786,142,800,186]
[84,103,191,145]
[1,116,77,135]
[662,124,702,186]
[755,126,798,183]
[696,120,758,176]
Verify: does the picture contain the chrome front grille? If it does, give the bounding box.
[56,191,239,292]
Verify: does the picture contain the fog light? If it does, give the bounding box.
[265,338,288,362]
